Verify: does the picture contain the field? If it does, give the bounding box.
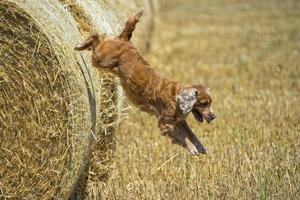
[99,0,300,199]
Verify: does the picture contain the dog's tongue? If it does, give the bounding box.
[192,109,204,123]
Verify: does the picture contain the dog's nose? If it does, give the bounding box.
[211,113,216,120]
[209,113,216,121]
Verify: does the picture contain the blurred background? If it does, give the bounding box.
[101,0,300,199]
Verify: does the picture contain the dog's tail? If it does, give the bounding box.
[119,9,144,41]
[74,32,100,51]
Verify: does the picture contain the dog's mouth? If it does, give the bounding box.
[192,109,204,123]
[192,108,216,123]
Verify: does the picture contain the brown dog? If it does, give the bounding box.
[75,10,216,155]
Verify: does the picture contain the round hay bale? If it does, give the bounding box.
[0,0,97,199]
[0,0,157,199]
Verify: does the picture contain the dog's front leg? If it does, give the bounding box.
[158,113,175,135]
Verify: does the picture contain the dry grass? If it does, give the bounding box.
[97,0,300,199]
[58,0,94,34]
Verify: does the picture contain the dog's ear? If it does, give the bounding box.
[119,9,144,41]
[177,88,198,115]
[74,33,100,51]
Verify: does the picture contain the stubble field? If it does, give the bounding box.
[99,0,300,199]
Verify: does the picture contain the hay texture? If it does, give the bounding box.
[0,0,97,199]
[0,0,156,199]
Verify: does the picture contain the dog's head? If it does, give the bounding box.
[74,10,143,68]
[177,85,216,123]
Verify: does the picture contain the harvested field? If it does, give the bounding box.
[97,0,300,199]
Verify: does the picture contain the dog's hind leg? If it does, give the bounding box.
[119,10,144,41]
[74,33,100,51]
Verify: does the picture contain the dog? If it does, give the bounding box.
[74,10,216,155]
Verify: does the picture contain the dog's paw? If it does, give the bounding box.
[159,125,168,134]
[187,144,207,156]
[166,124,174,132]
[159,124,174,133]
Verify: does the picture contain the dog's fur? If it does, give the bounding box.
[74,10,216,155]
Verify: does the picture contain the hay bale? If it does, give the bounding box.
[0,0,98,199]
[0,0,157,199]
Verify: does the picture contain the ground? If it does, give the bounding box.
[100,0,300,199]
